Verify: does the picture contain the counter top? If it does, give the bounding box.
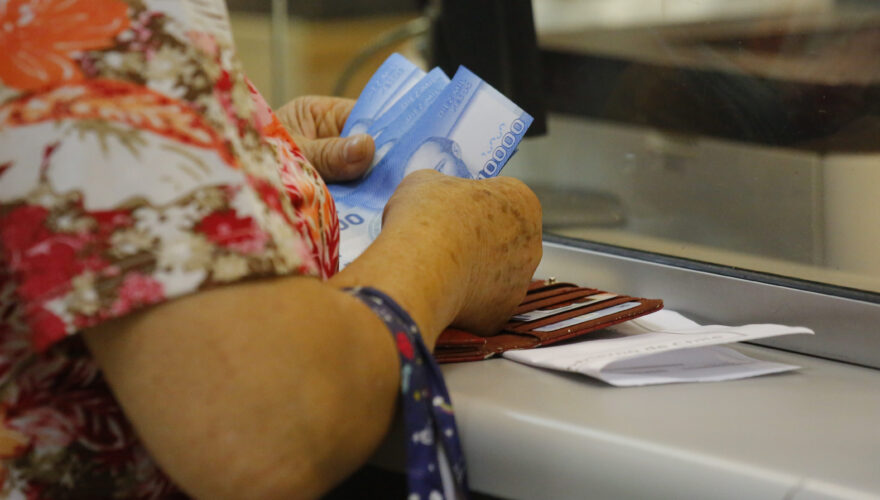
[374,345,880,499]
[372,242,880,499]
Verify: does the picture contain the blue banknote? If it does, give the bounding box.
[368,67,450,166]
[332,62,533,267]
[330,66,449,203]
[341,53,425,137]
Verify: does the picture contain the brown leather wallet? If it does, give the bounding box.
[434,279,663,363]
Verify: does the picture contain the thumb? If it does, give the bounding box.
[293,133,374,182]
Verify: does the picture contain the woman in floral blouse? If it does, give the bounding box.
[0,0,542,498]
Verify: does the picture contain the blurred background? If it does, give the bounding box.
[227,0,422,102]
[227,0,880,297]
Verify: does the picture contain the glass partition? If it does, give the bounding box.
[507,0,880,297]
[231,0,880,299]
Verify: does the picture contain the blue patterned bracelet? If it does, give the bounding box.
[343,286,470,500]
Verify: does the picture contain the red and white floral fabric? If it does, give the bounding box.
[0,0,339,497]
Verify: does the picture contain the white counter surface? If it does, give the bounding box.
[373,242,880,499]
[375,344,880,499]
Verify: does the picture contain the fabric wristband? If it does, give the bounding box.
[343,286,470,500]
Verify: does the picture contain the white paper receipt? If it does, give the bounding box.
[502,309,814,386]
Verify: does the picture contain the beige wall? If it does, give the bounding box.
[229,12,421,107]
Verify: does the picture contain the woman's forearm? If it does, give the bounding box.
[84,171,541,499]
[83,216,470,499]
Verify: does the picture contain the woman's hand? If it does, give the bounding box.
[332,169,543,340]
[276,97,542,331]
[276,96,375,182]
[386,170,543,336]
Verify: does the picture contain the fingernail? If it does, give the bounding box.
[344,135,367,164]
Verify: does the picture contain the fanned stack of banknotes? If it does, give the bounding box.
[330,53,534,267]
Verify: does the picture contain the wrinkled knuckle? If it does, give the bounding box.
[307,96,323,113]
[317,145,340,175]
[292,96,311,115]
[277,102,296,127]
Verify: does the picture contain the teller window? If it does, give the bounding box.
[232,0,880,366]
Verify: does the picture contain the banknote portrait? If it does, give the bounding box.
[402,137,471,179]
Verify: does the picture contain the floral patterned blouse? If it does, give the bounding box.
[0,0,339,497]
